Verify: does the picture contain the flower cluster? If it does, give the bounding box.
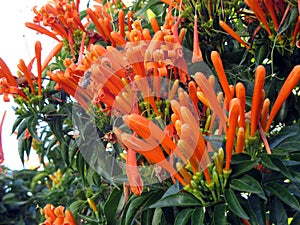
[0,0,300,224]
[40,204,76,225]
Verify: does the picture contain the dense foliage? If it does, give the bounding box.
[1,0,300,224]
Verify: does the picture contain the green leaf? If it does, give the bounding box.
[2,193,15,201]
[11,116,24,134]
[269,197,288,225]
[224,189,249,220]
[249,194,266,225]
[149,192,201,208]
[41,104,57,114]
[230,174,266,200]
[48,116,66,144]
[18,136,25,165]
[161,184,181,198]
[141,189,165,209]
[152,208,163,225]
[76,152,86,184]
[265,182,300,211]
[255,43,268,65]
[124,192,156,225]
[231,158,259,178]
[104,188,123,225]
[69,139,79,162]
[141,208,155,225]
[260,154,280,171]
[268,124,299,149]
[80,10,87,20]
[135,0,163,18]
[69,200,85,218]
[271,157,300,182]
[240,198,260,225]
[17,117,30,139]
[60,141,70,166]
[275,140,300,152]
[28,116,41,141]
[3,200,28,206]
[191,207,204,225]
[46,135,58,152]
[290,153,300,161]
[213,203,226,225]
[30,171,48,191]
[174,208,193,225]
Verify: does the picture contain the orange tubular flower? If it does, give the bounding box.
[86,8,107,42]
[41,204,76,225]
[111,31,127,46]
[179,106,211,174]
[194,72,227,133]
[263,0,279,31]
[180,106,199,138]
[219,20,250,49]
[126,148,144,195]
[25,22,60,41]
[260,98,270,130]
[99,18,115,46]
[123,114,161,140]
[192,15,203,63]
[235,82,246,128]
[250,65,266,137]
[35,41,42,96]
[0,58,18,87]
[134,75,159,115]
[53,206,65,225]
[244,0,272,36]
[142,28,152,40]
[211,51,233,109]
[118,9,125,37]
[120,132,187,186]
[178,28,186,44]
[196,91,210,107]
[146,30,165,55]
[0,79,15,102]
[42,42,63,71]
[63,210,76,225]
[225,98,240,171]
[42,204,56,224]
[150,17,160,33]
[127,10,134,31]
[17,59,36,95]
[236,127,245,154]
[123,114,186,162]
[160,0,185,11]
[265,65,300,132]
[188,81,199,113]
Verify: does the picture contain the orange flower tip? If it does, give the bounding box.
[111,31,127,46]
[219,20,250,49]
[228,98,240,125]
[130,185,143,196]
[64,210,76,225]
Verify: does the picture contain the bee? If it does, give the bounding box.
[80,71,92,89]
